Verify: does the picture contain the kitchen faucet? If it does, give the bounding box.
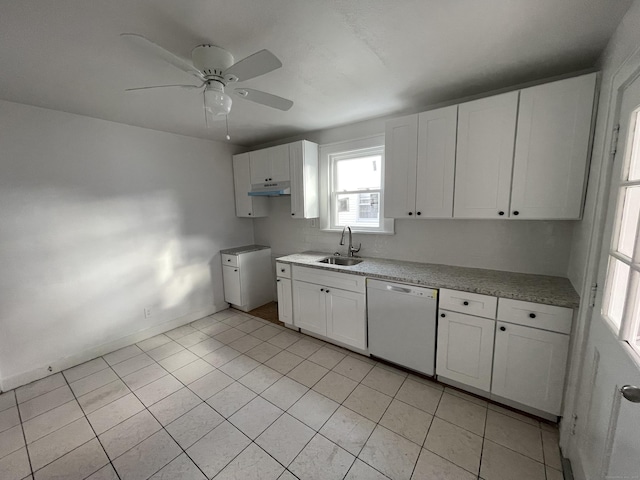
[339,226,361,257]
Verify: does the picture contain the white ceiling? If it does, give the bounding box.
[0,0,632,146]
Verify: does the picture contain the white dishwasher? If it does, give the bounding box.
[367,279,438,376]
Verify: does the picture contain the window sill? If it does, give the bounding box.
[321,227,395,235]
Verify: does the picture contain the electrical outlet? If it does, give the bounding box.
[310,218,317,228]
[144,307,153,318]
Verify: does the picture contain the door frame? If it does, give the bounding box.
[562,44,640,463]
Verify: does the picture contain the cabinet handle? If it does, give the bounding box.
[500,326,506,331]
[440,313,445,318]
[417,211,422,216]
[513,211,520,216]
[408,212,413,216]
[529,313,536,319]
[463,301,469,306]
[498,211,505,216]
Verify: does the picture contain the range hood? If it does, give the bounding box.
[248,181,291,196]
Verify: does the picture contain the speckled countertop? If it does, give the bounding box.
[220,245,270,255]
[276,252,580,309]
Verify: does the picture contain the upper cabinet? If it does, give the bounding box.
[249,144,290,184]
[454,92,519,219]
[233,140,319,219]
[385,106,457,218]
[384,72,598,221]
[232,153,268,218]
[510,74,597,219]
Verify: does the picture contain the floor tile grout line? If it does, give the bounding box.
[14,390,36,480]
[60,371,123,480]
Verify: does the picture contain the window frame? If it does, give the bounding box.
[319,135,394,234]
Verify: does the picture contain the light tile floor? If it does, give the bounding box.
[0,309,564,480]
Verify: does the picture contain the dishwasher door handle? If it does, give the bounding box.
[386,285,412,294]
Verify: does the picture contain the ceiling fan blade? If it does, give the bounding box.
[224,50,282,82]
[126,83,204,92]
[121,33,204,80]
[235,88,293,111]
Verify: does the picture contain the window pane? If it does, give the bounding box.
[335,192,380,227]
[335,156,381,191]
[628,111,640,181]
[616,186,640,258]
[604,257,630,329]
[632,293,640,355]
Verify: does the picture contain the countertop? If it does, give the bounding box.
[276,252,580,309]
[220,245,271,255]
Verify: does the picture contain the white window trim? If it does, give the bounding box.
[319,135,394,234]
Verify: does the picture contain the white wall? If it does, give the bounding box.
[567,0,640,293]
[253,123,576,277]
[0,100,254,389]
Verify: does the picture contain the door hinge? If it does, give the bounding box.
[571,414,578,435]
[610,124,620,157]
[589,283,598,308]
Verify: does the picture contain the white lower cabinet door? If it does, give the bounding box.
[276,278,293,325]
[222,265,242,306]
[293,281,327,336]
[326,288,366,350]
[436,310,495,391]
[491,322,570,415]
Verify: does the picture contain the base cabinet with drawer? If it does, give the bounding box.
[275,262,293,327]
[292,266,366,350]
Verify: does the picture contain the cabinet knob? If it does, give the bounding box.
[325,289,330,293]
[234,269,238,272]
[529,313,536,319]
[269,178,272,181]
[440,313,445,318]
[291,213,295,216]
[265,178,268,181]
[500,326,506,331]
[248,213,252,216]
[281,269,285,272]
[277,279,280,282]
[227,259,231,262]
[416,211,422,216]
[463,301,469,306]
[408,212,413,216]
[320,288,324,292]
[513,211,520,216]
[498,211,505,216]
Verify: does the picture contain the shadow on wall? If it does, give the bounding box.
[0,187,220,379]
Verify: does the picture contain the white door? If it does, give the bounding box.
[266,144,290,182]
[276,278,293,325]
[454,92,518,219]
[436,310,495,392]
[292,281,327,336]
[416,106,457,218]
[222,265,242,306]
[511,74,597,219]
[492,322,569,415]
[384,114,418,218]
[326,288,366,350]
[570,73,640,480]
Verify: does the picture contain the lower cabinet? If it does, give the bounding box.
[492,321,570,415]
[222,265,242,306]
[292,266,366,350]
[436,310,495,392]
[276,277,293,326]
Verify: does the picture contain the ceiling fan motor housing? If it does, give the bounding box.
[192,45,235,80]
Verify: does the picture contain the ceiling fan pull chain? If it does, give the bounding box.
[226,115,231,141]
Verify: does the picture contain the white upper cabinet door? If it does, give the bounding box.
[384,114,419,218]
[326,288,367,350]
[416,106,457,218]
[436,310,495,392]
[454,91,519,218]
[492,322,570,415]
[292,281,327,336]
[510,73,597,219]
[233,153,268,218]
[249,144,290,184]
[289,140,319,219]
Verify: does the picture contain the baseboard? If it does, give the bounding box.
[0,302,228,392]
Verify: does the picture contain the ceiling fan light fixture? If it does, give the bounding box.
[204,82,232,117]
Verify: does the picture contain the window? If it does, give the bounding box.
[603,109,640,356]
[319,136,393,234]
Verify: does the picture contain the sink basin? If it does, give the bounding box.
[319,257,363,266]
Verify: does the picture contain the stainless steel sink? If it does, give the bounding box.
[318,256,363,266]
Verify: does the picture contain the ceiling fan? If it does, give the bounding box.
[121,33,293,128]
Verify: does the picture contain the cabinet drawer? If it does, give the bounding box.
[222,254,238,267]
[276,262,291,278]
[439,289,497,319]
[292,266,365,293]
[497,298,573,334]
